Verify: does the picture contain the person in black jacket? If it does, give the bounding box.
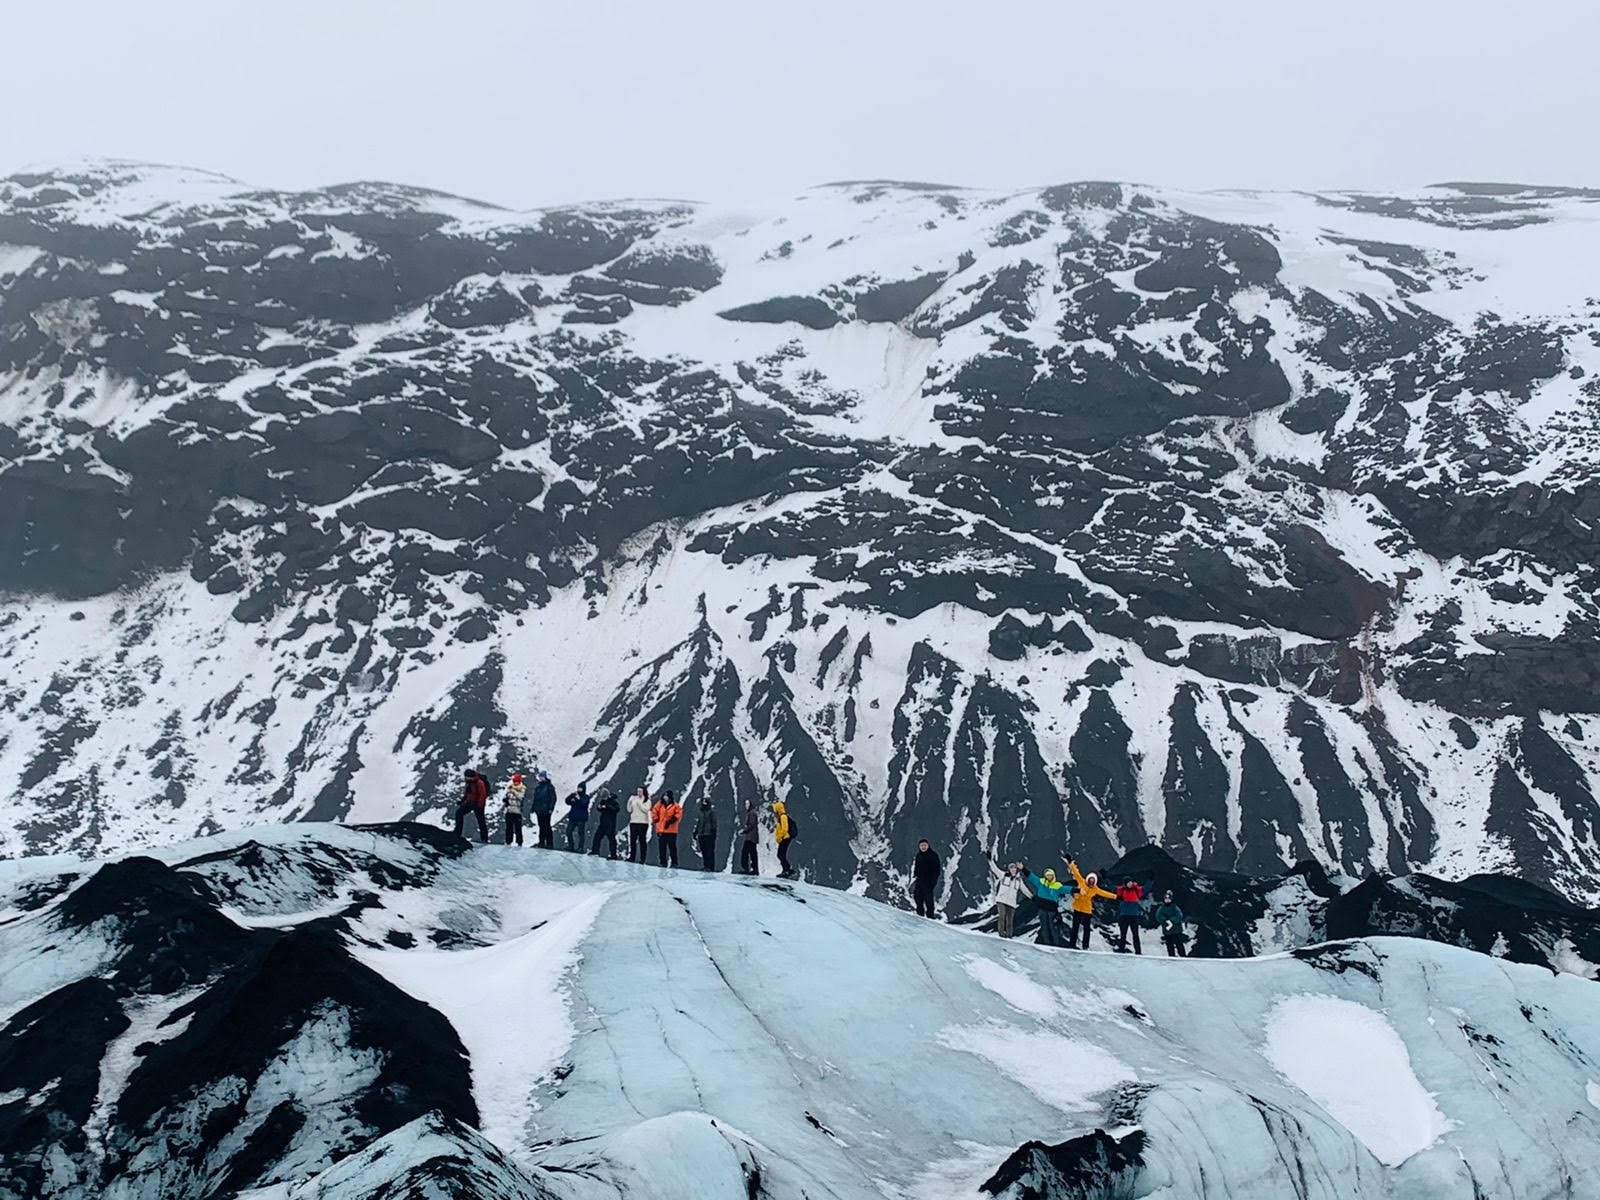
[590,791,621,859]
[563,783,590,851]
[693,798,718,871]
[737,799,760,875]
[912,839,941,918]
[453,769,489,844]
[530,771,558,848]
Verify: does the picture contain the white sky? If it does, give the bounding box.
[2,0,1594,209]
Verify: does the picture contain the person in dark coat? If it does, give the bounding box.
[563,783,590,851]
[453,769,489,844]
[693,798,718,871]
[738,799,760,875]
[530,771,558,849]
[912,839,941,918]
[590,790,621,859]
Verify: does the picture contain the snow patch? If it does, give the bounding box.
[1264,993,1451,1166]
[937,1024,1137,1112]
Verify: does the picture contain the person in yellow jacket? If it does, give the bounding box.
[773,799,796,879]
[1067,859,1116,949]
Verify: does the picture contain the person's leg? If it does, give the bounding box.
[542,814,555,849]
[741,841,757,874]
[657,836,667,867]
[778,838,792,876]
[506,815,515,846]
[1164,936,1177,958]
[1176,937,1186,958]
[475,808,488,844]
[1071,912,1087,948]
[667,833,678,867]
[1036,908,1053,946]
[1131,923,1142,955]
[999,904,1014,938]
[454,803,467,838]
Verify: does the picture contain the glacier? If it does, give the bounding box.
[1,823,1597,1198]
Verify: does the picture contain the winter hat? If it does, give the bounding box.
[1086,872,1099,886]
[537,770,550,780]
[512,774,523,784]
[1163,891,1174,903]
[1043,869,1057,883]
[464,769,476,779]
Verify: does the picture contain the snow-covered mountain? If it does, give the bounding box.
[3,161,1600,908]
[1,824,1597,1199]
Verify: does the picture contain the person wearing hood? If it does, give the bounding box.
[1066,860,1116,949]
[1155,891,1186,957]
[773,799,796,879]
[563,783,591,851]
[912,839,942,918]
[693,797,718,871]
[590,790,621,859]
[738,799,760,875]
[993,862,1026,938]
[530,771,558,849]
[1015,861,1067,946]
[502,774,528,846]
[454,769,489,844]
[626,787,651,863]
[1115,878,1145,955]
[651,789,683,867]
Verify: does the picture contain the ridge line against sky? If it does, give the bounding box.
[1,0,1596,209]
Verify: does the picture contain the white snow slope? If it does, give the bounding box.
[4,824,1596,1199]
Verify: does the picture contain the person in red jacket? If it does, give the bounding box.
[1115,878,1145,955]
[651,789,683,868]
[453,769,489,844]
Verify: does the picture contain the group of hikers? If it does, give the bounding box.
[454,768,799,878]
[456,769,1185,952]
[914,839,1190,956]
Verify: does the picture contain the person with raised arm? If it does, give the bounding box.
[1066,859,1116,949]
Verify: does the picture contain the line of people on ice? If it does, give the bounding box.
[453,768,799,877]
[912,840,1189,956]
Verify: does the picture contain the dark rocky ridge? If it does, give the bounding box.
[2,164,1599,909]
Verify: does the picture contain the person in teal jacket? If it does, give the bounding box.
[1154,891,1186,957]
[1015,862,1068,947]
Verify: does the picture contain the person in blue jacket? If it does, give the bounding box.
[1154,891,1186,957]
[1014,861,1068,947]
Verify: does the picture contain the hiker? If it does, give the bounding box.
[694,797,718,871]
[563,783,590,852]
[651,789,683,868]
[738,799,760,875]
[627,787,651,863]
[530,771,558,849]
[453,769,489,844]
[1016,862,1067,946]
[912,839,941,918]
[1115,878,1145,955]
[773,799,796,879]
[993,863,1025,938]
[503,773,527,846]
[590,790,621,859]
[1155,891,1186,957]
[1066,860,1115,949]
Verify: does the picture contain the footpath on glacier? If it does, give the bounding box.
[1,821,1598,1200]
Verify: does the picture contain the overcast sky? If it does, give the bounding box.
[3,1,1594,208]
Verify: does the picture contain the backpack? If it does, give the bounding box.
[786,814,800,840]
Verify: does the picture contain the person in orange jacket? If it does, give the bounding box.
[651,789,683,868]
[1067,859,1116,949]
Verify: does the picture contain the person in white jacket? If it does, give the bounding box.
[994,863,1026,938]
[626,787,651,863]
